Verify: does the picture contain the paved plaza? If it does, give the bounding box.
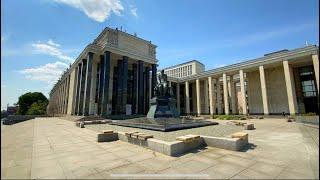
[1,117,319,179]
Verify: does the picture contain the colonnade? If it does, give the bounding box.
[175,54,319,115]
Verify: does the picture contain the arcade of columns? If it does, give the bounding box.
[48,50,157,117]
[173,54,319,116]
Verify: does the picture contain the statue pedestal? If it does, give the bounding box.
[147,97,180,118]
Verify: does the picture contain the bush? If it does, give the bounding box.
[302,112,317,116]
[26,101,47,115]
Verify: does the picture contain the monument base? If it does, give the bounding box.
[147,97,179,119]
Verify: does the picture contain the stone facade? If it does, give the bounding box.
[47,27,319,116]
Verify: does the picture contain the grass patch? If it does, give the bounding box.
[212,115,247,120]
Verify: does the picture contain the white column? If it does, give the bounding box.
[312,54,319,93]
[230,75,237,114]
[185,81,190,114]
[196,79,201,116]
[217,79,222,114]
[283,60,298,115]
[168,81,172,87]
[204,79,209,114]
[176,83,180,113]
[223,73,229,115]
[239,70,247,115]
[208,77,216,115]
[259,65,269,115]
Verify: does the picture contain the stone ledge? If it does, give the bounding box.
[201,135,248,151]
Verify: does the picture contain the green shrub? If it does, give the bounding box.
[26,101,47,115]
[302,112,317,116]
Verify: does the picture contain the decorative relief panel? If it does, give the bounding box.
[107,29,119,47]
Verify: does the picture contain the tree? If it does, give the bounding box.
[27,101,48,115]
[17,92,48,115]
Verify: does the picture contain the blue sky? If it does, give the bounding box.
[1,0,319,110]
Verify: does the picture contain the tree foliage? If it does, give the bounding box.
[17,92,48,115]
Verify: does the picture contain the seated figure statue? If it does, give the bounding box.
[148,70,179,118]
[154,70,173,97]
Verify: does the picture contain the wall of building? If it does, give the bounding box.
[265,66,289,114]
[247,70,263,114]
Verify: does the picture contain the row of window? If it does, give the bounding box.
[165,65,192,78]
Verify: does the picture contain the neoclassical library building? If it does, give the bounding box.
[47,27,319,116]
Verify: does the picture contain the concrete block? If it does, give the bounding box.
[231,132,248,140]
[117,132,129,142]
[80,122,85,128]
[97,133,118,142]
[147,138,164,153]
[176,136,193,143]
[137,134,153,140]
[131,133,144,139]
[125,131,139,137]
[201,136,239,151]
[163,141,185,156]
[244,123,254,130]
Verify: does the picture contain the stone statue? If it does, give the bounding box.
[154,70,173,97]
[147,70,179,119]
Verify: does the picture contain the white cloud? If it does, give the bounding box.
[47,39,60,47]
[130,5,138,17]
[19,61,69,84]
[54,0,124,22]
[32,40,73,62]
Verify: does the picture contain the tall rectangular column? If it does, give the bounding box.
[145,66,150,114]
[97,55,104,115]
[204,79,209,114]
[116,60,123,114]
[217,79,222,114]
[74,64,81,115]
[223,73,229,115]
[83,52,94,116]
[101,51,111,117]
[230,75,237,114]
[185,81,190,114]
[78,59,87,115]
[312,54,319,93]
[208,77,216,115]
[259,65,269,115]
[151,64,157,98]
[176,83,180,113]
[72,66,79,115]
[283,61,298,115]
[132,63,138,114]
[196,79,201,115]
[239,70,248,115]
[122,56,128,114]
[138,61,145,114]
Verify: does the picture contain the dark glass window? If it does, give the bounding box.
[299,66,317,98]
